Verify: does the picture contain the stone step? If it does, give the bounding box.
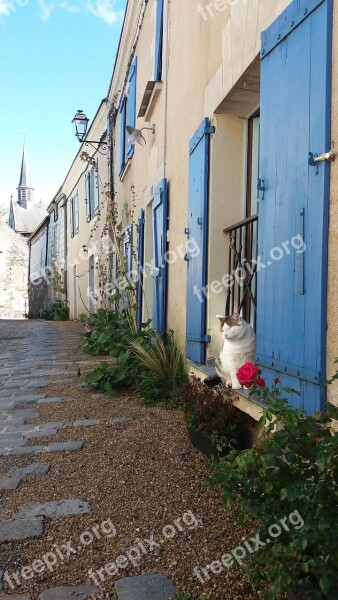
[115,574,177,600]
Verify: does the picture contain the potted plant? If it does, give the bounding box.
[182,375,257,459]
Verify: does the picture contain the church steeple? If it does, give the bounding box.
[17,144,34,209]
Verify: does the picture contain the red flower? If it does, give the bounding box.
[256,378,266,388]
[237,362,260,386]
[274,377,280,384]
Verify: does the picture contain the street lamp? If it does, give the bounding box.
[72,110,107,153]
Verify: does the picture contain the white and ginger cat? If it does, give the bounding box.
[215,313,256,390]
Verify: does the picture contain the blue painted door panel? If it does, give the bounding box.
[186,118,214,363]
[152,179,168,332]
[136,209,145,331]
[256,0,333,413]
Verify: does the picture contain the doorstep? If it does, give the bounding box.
[186,358,267,422]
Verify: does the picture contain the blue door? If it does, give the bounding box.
[136,209,145,331]
[256,0,333,413]
[152,179,168,332]
[186,118,215,363]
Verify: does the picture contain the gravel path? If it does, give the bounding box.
[0,320,262,600]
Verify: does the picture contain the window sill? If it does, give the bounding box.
[119,159,132,182]
[138,81,163,122]
[186,358,267,422]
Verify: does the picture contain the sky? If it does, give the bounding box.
[0,0,127,212]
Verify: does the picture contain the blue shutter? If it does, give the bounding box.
[85,172,91,221]
[70,198,74,237]
[119,96,127,176]
[154,0,164,81]
[74,192,79,234]
[136,209,145,331]
[127,57,138,159]
[186,118,214,363]
[256,0,333,413]
[152,179,168,333]
[93,167,99,215]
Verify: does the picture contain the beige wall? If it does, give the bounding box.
[107,0,338,412]
[64,102,109,320]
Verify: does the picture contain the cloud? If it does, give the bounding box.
[0,0,124,24]
[39,0,123,24]
[0,0,16,17]
[87,0,122,25]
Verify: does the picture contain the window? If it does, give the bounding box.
[154,0,164,81]
[85,166,99,221]
[119,57,138,175]
[123,225,133,278]
[246,112,260,218]
[53,223,59,256]
[70,192,79,237]
[127,57,138,160]
[54,205,58,222]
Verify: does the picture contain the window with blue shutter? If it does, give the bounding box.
[85,166,100,220]
[123,225,133,278]
[127,57,138,160]
[136,209,145,331]
[256,0,333,413]
[186,118,214,364]
[85,173,91,221]
[70,192,79,237]
[93,167,99,215]
[73,192,79,235]
[154,0,164,81]
[152,179,168,333]
[119,95,127,176]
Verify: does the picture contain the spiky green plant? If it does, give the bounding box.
[128,331,187,394]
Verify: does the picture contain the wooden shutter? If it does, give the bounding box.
[154,0,164,81]
[85,172,91,221]
[152,179,168,333]
[136,209,145,331]
[119,96,127,176]
[256,0,333,413]
[127,57,138,160]
[93,167,99,214]
[186,118,214,363]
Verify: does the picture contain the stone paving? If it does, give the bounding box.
[0,320,176,600]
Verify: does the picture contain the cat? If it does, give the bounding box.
[215,312,256,390]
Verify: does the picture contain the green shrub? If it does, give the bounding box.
[209,381,338,600]
[43,299,69,321]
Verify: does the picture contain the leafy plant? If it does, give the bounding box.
[209,374,338,600]
[129,331,187,404]
[43,299,69,321]
[182,375,255,452]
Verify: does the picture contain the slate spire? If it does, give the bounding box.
[17,145,34,208]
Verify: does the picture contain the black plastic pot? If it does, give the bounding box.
[287,588,307,600]
[187,425,254,460]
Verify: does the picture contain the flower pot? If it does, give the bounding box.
[187,425,254,460]
[287,587,307,600]
[187,427,219,459]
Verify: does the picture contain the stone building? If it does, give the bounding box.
[0,145,47,318]
[0,211,29,318]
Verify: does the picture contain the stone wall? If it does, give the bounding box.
[0,220,28,319]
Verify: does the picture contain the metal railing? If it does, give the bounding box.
[223,214,258,329]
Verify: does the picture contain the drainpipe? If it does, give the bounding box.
[63,196,68,303]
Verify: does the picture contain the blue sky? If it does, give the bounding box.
[0,0,127,211]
